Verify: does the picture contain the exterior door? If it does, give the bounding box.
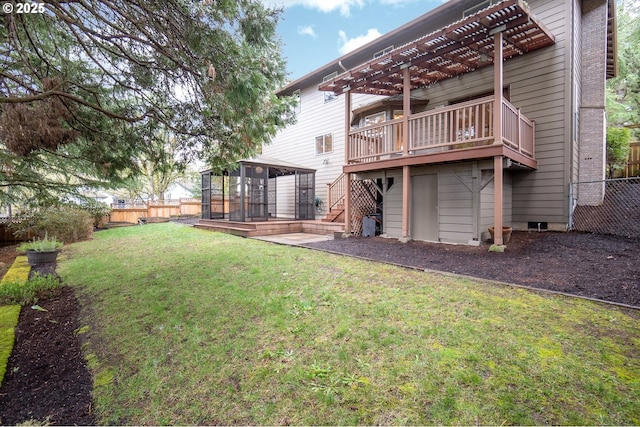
[246,165,268,221]
[200,172,211,219]
[295,172,315,220]
[411,174,438,241]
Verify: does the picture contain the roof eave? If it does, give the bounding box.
[275,0,473,96]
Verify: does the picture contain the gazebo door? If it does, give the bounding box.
[245,164,269,221]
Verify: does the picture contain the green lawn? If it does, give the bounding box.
[58,222,640,425]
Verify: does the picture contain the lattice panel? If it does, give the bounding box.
[350,179,378,236]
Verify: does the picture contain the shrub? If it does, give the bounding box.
[0,274,63,306]
[17,233,64,253]
[11,204,93,243]
[606,127,631,178]
[81,199,112,228]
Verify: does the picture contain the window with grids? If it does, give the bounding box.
[315,133,333,154]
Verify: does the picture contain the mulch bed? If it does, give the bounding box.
[0,259,94,426]
[304,231,640,307]
[0,231,638,425]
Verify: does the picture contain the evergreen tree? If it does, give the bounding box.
[607,0,640,134]
[0,0,295,205]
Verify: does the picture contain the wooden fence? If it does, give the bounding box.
[627,141,640,177]
[0,220,32,242]
[109,198,201,224]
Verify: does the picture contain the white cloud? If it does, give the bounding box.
[266,0,364,17]
[297,25,317,38]
[338,28,383,55]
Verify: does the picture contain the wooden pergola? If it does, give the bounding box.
[318,0,556,245]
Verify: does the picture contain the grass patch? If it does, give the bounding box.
[58,223,640,425]
[0,305,21,383]
[0,256,30,284]
[0,255,32,384]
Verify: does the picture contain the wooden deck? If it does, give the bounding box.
[345,97,536,172]
[194,219,344,238]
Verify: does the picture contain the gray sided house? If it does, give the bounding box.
[264,0,617,245]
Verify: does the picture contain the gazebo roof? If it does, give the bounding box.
[239,155,315,177]
[318,0,556,96]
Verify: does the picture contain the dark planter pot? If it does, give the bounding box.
[488,226,513,244]
[26,250,59,266]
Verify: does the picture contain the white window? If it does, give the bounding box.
[323,72,338,103]
[364,111,386,126]
[315,133,333,154]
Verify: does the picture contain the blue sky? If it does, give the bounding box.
[268,0,444,81]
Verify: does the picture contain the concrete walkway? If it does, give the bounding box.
[252,232,334,246]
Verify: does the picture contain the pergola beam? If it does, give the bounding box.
[318,0,555,97]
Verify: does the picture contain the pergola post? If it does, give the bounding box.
[493,30,504,245]
[344,88,352,234]
[402,64,410,156]
[401,65,411,241]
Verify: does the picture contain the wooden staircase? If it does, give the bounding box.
[194,220,259,238]
[323,173,346,223]
[322,203,345,222]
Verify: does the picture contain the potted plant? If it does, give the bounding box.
[17,233,63,266]
[488,226,513,244]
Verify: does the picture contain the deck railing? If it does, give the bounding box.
[411,97,495,153]
[347,96,535,164]
[502,100,535,157]
[327,172,346,211]
[349,118,405,163]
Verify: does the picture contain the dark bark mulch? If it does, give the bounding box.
[304,231,640,308]
[0,231,638,425]
[0,263,95,426]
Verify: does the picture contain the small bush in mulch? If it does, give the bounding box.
[0,274,63,306]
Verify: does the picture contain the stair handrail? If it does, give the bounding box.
[327,173,346,212]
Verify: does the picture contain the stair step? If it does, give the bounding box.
[322,207,345,223]
[194,224,252,238]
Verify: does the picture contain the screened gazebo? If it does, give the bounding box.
[200,155,316,222]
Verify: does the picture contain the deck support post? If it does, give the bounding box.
[492,30,504,246]
[344,89,352,234]
[401,165,411,241]
[493,155,504,245]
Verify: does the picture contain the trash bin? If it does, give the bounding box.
[363,216,376,237]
